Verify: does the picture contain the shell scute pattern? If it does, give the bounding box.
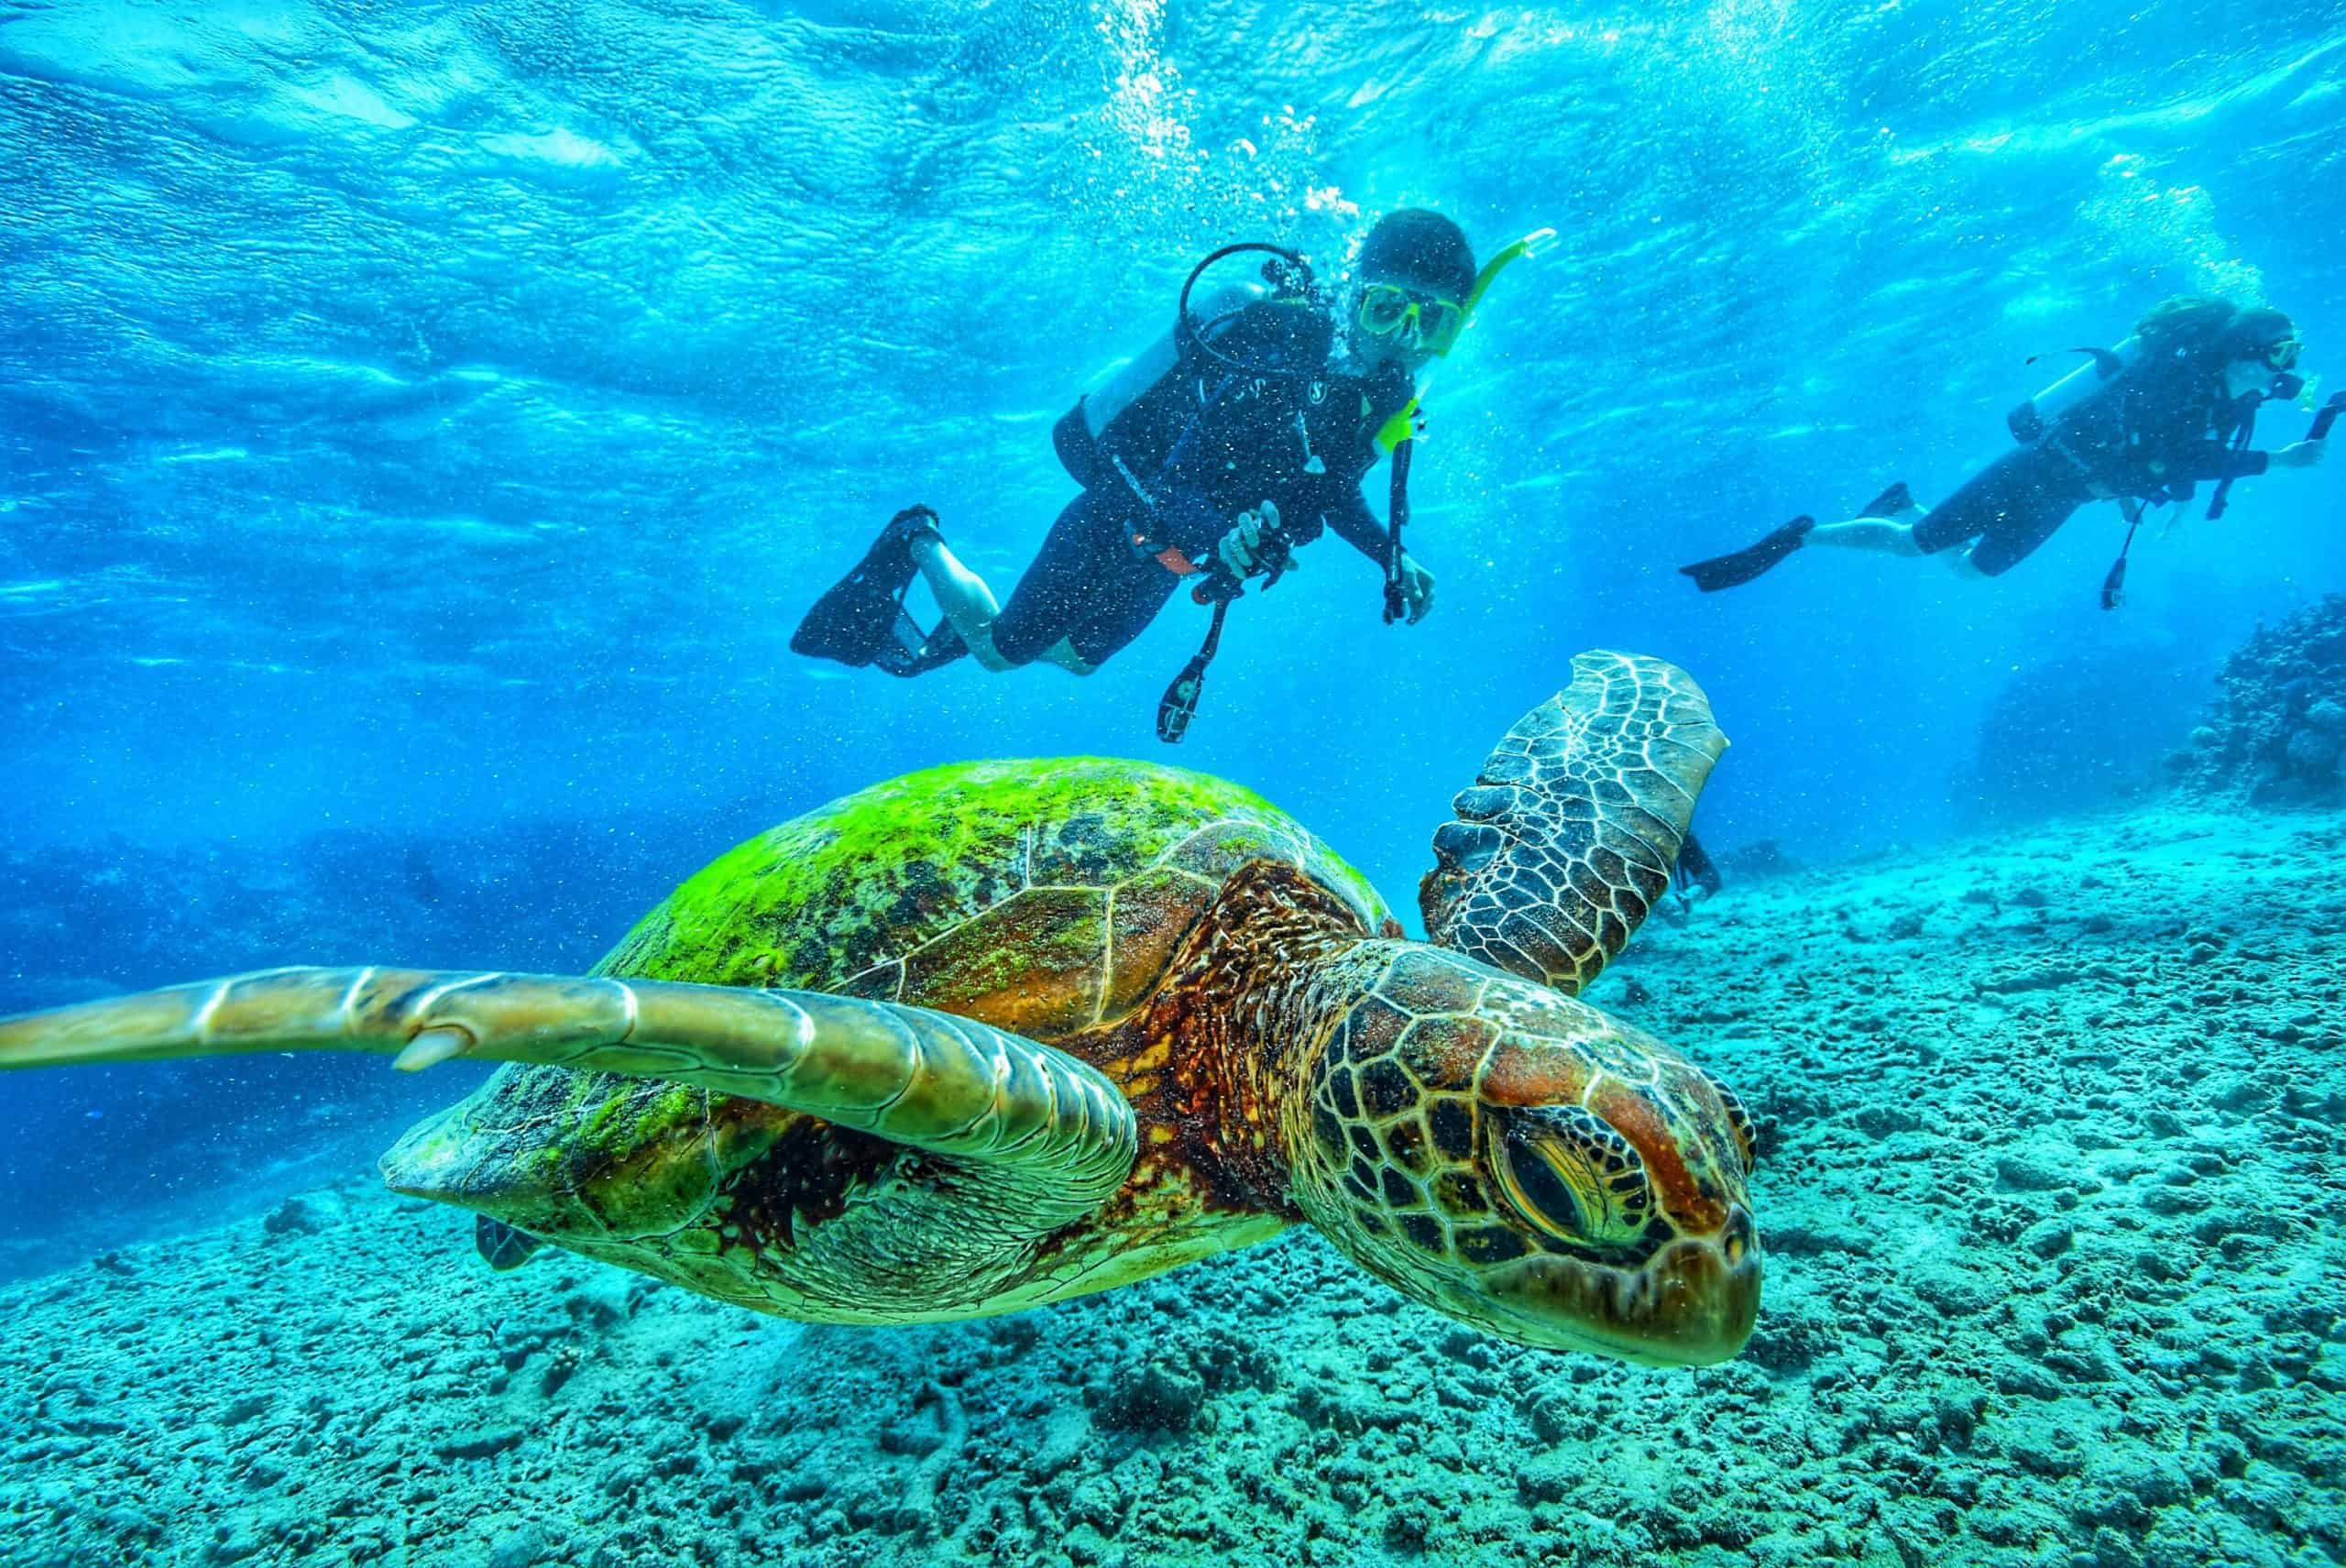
[1103,867,1223,1019]
[898,884,1108,1037]
[1031,811,1124,885]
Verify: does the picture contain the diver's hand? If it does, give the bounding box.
[2273,441,2330,470]
[1395,552,1435,624]
[1217,501,1289,578]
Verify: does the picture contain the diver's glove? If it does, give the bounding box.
[1216,501,1293,579]
[2273,441,2330,469]
[1394,552,1435,624]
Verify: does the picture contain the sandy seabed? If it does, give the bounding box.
[2,802,2341,1568]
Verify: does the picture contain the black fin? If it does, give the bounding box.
[1673,828,1723,898]
[791,507,942,668]
[1679,516,1815,594]
[1860,481,1913,518]
[873,618,969,678]
[476,1215,547,1273]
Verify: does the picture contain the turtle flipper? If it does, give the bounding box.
[1420,651,1728,993]
[0,968,1137,1234]
[475,1215,547,1272]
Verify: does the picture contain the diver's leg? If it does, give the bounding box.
[1062,557,1183,674]
[990,499,1135,676]
[1807,512,1990,579]
[1036,639,1096,675]
[1805,518,1927,556]
[906,533,1016,672]
[1807,479,1935,555]
[900,503,1103,675]
[1941,542,1991,580]
[1925,449,2083,585]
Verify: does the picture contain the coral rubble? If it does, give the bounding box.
[3,802,2341,1567]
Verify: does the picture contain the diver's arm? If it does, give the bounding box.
[1322,486,1395,564]
[2159,442,2270,482]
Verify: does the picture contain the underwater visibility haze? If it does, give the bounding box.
[3,1,2345,1564]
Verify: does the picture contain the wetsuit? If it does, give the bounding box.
[1913,359,2270,576]
[988,301,1417,667]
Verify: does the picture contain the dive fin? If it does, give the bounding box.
[475,1215,548,1273]
[873,619,968,679]
[1679,516,1815,594]
[791,507,944,669]
[1673,828,1723,900]
[1860,481,1913,519]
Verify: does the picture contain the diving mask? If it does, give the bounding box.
[2259,336,2302,373]
[1358,283,1468,354]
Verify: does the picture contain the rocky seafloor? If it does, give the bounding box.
[2,800,2342,1568]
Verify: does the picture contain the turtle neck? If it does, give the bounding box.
[1135,860,1387,1215]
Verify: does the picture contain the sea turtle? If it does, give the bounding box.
[0,651,1760,1365]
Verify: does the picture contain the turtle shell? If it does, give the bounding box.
[382,759,1391,1264]
[598,757,1387,1034]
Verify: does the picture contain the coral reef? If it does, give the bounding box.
[3,801,2341,1567]
[2176,593,2346,805]
[1958,645,2209,828]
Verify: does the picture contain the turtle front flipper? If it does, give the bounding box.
[1421,650,1727,993]
[0,967,1138,1240]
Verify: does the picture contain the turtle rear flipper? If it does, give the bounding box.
[1421,650,1727,993]
[476,1216,547,1272]
[0,969,1138,1248]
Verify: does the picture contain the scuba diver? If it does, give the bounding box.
[1681,298,2333,603]
[793,210,1548,730]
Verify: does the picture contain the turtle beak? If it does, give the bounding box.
[1471,1208,1762,1366]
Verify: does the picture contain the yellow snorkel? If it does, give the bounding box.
[1374,226,1555,455]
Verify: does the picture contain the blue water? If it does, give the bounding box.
[1,0,2342,1376]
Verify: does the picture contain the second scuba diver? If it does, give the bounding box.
[1681,298,2330,600]
[795,211,1542,695]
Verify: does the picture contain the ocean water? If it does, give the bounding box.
[2,2,2344,1565]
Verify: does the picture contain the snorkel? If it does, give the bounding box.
[1365,226,1553,624]
[1373,227,1555,455]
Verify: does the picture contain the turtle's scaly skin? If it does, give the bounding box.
[1424,651,1726,994]
[383,760,1399,1324]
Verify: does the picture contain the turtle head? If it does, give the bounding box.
[1420,651,1727,995]
[1292,944,1760,1366]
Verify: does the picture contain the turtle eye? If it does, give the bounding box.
[1492,1105,1652,1248]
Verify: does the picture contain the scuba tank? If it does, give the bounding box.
[1060,277,1274,472]
[1051,248,1325,492]
[2007,336,2142,444]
